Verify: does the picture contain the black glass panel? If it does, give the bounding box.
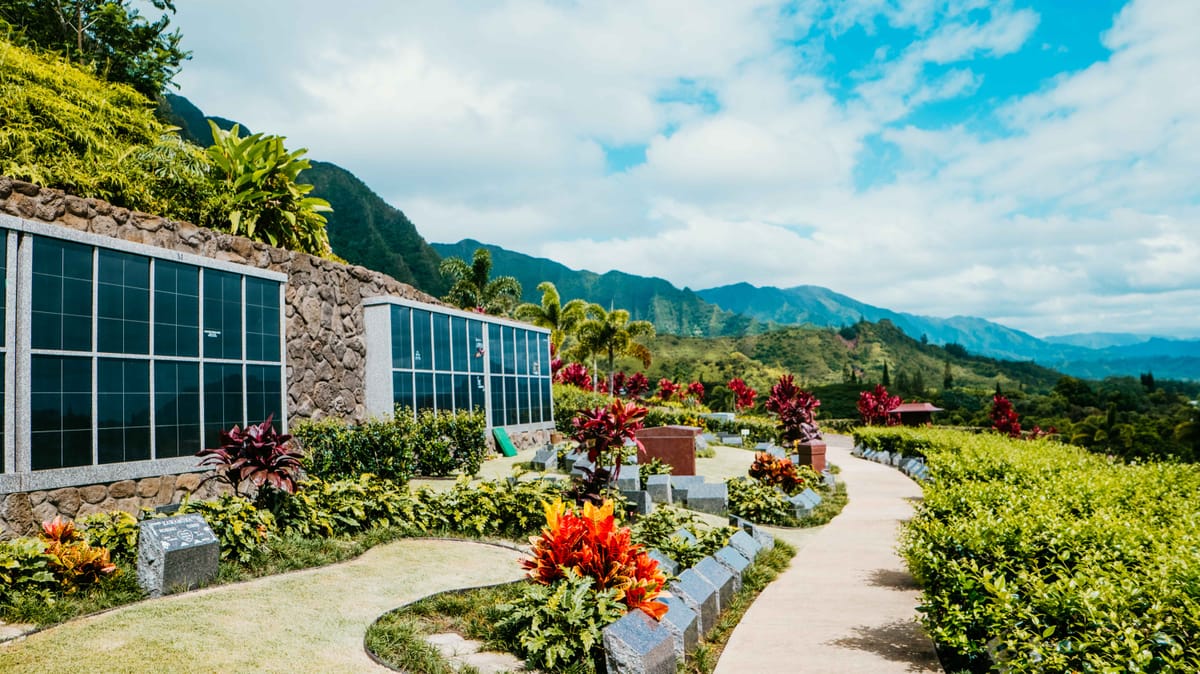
[488,325,502,373]
[154,361,200,459]
[490,375,504,426]
[433,313,451,372]
[451,318,468,372]
[414,372,434,412]
[31,355,92,470]
[468,321,484,373]
[540,377,552,423]
[246,278,280,362]
[453,374,471,413]
[505,376,519,425]
[516,330,529,375]
[203,363,242,448]
[0,358,5,471]
[412,310,431,371]
[529,375,541,423]
[534,334,549,377]
[246,364,282,426]
[97,250,150,355]
[435,373,452,412]
[519,377,531,424]
[97,358,150,464]
[154,260,200,358]
[203,270,241,359]
[391,306,412,369]
[32,238,92,351]
[502,327,516,375]
[392,371,414,415]
[0,233,7,344]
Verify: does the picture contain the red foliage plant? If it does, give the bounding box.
[858,384,901,426]
[522,499,667,620]
[748,452,807,494]
[196,413,303,497]
[728,378,757,412]
[991,394,1021,438]
[657,378,681,401]
[572,399,648,468]
[624,372,650,399]
[765,374,822,445]
[555,362,592,390]
[686,381,706,403]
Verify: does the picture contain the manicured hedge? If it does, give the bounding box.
[855,427,1200,672]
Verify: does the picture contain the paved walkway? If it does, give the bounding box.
[716,434,942,674]
[0,538,525,673]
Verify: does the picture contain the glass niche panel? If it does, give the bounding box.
[468,321,484,373]
[203,270,242,360]
[412,309,432,371]
[245,277,281,362]
[154,260,200,358]
[31,238,93,352]
[30,355,92,470]
[391,305,412,370]
[154,360,201,459]
[96,358,150,464]
[246,364,282,426]
[203,363,243,448]
[433,313,451,371]
[414,372,434,412]
[451,317,469,372]
[96,250,150,355]
[393,371,414,413]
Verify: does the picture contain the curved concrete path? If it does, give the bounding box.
[0,538,525,673]
[716,434,942,674]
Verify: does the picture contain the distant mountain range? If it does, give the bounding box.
[164,94,1198,382]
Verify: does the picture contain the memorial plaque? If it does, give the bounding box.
[670,476,705,504]
[670,569,718,633]
[693,556,736,611]
[646,474,672,504]
[727,529,761,561]
[648,549,679,577]
[686,482,728,516]
[657,595,698,662]
[602,608,678,674]
[713,546,751,588]
[137,514,219,598]
[531,446,558,471]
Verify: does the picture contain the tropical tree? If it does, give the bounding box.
[513,281,587,351]
[0,0,189,97]
[571,304,655,394]
[438,248,522,315]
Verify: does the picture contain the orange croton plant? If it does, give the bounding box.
[522,499,668,620]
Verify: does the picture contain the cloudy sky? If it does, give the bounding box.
[172,0,1198,339]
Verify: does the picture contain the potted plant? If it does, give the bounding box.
[765,375,826,472]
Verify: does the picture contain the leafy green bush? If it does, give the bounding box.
[274,474,431,538]
[726,477,797,527]
[78,510,140,563]
[631,506,733,569]
[552,384,612,434]
[178,494,275,565]
[639,457,673,484]
[294,408,486,482]
[419,475,568,539]
[0,537,58,605]
[865,427,1200,672]
[494,574,625,674]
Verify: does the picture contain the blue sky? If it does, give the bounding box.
[172,0,1200,339]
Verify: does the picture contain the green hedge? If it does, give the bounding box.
[293,408,487,482]
[858,427,1200,672]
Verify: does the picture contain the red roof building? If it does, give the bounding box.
[889,402,943,427]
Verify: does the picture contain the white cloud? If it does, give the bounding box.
[172,0,1200,339]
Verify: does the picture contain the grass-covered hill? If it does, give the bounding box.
[432,239,762,337]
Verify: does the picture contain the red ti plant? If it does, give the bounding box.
[657,378,681,402]
[196,413,303,498]
[522,499,667,620]
[686,381,706,404]
[765,374,822,445]
[555,362,592,390]
[990,394,1021,438]
[569,399,648,505]
[624,372,650,399]
[612,371,628,397]
[858,384,901,426]
[728,378,757,412]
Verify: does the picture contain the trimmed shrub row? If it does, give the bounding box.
[856,427,1200,673]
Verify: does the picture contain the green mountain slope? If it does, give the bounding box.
[162,95,446,294]
[431,239,759,337]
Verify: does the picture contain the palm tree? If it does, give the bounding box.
[438,248,522,315]
[513,281,588,351]
[571,303,655,394]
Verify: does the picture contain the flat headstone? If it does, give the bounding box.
[693,556,736,611]
[563,451,585,472]
[623,490,654,516]
[137,514,219,598]
[821,469,837,487]
[657,595,698,662]
[670,568,719,634]
[754,442,773,451]
[673,527,699,545]
[798,488,823,508]
[719,435,743,447]
[645,474,672,504]
[788,493,813,519]
[570,457,595,478]
[615,471,641,493]
[686,482,728,516]
[700,433,717,444]
[602,608,677,674]
[767,446,786,458]
[713,546,751,589]
[670,476,706,504]
[530,446,558,471]
[648,549,679,577]
[727,529,761,560]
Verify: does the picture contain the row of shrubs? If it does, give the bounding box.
[856,426,1200,673]
[292,407,488,482]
